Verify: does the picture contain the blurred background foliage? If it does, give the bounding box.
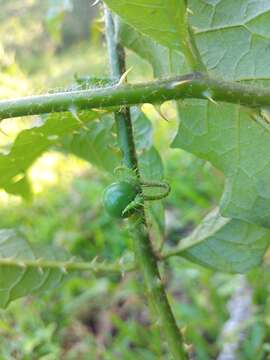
[0,1,270,359]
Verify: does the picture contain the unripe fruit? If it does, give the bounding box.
[103,181,138,218]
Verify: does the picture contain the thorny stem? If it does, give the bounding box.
[0,257,133,275]
[104,7,187,360]
[1,73,270,120]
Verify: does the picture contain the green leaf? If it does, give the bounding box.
[131,107,153,151]
[61,115,120,173]
[116,1,270,81]
[190,0,270,81]
[0,110,99,198]
[172,101,270,228]
[117,20,185,78]
[104,0,189,52]
[0,229,70,308]
[62,106,152,173]
[171,208,270,273]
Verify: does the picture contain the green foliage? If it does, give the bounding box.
[172,101,270,228]
[0,110,99,198]
[61,115,120,173]
[189,0,270,81]
[2,1,270,358]
[170,208,270,273]
[0,229,70,308]
[104,0,189,53]
[106,0,270,273]
[118,20,185,78]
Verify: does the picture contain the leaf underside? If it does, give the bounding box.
[180,208,270,273]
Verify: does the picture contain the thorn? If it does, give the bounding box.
[184,344,194,353]
[167,78,192,89]
[18,261,26,269]
[0,126,10,137]
[192,26,199,33]
[67,256,76,264]
[117,67,133,86]
[91,0,100,6]
[206,96,218,105]
[181,326,187,336]
[91,256,98,265]
[60,266,67,274]
[202,90,218,105]
[69,106,88,130]
[154,105,170,121]
[38,267,44,275]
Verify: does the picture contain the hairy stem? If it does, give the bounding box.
[0,73,269,120]
[0,257,133,275]
[104,7,187,360]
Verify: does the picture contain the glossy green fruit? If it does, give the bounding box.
[103,181,138,218]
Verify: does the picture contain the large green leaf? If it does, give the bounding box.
[111,1,270,81]
[0,229,70,308]
[172,101,270,228]
[170,208,270,273]
[104,0,189,52]
[0,111,99,198]
[190,0,270,81]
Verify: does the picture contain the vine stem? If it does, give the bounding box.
[104,7,187,360]
[0,73,270,120]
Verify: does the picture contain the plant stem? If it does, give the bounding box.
[185,25,206,72]
[0,257,133,274]
[104,7,187,360]
[1,73,270,120]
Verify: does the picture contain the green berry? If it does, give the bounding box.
[103,181,138,218]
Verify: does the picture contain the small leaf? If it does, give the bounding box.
[131,107,153,151]
[0,229,71,308]
[172,208,270,273]
[0,110,99,197]
[61,115,120,173]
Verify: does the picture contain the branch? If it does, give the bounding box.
[1,73,270,120]
[104,7,187,360]
[0,257,133,275]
